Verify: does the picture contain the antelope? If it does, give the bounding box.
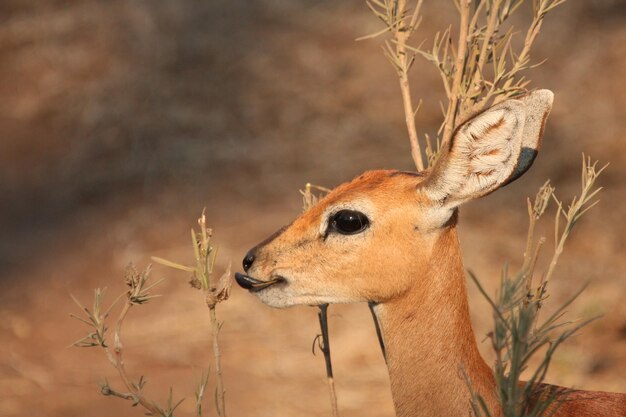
[235,90,626,416]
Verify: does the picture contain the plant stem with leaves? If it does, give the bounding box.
[468,156,606,417]
[359,0,425,170]
[71,266,185,417]
[153,212,232,417]
[361,0,568,168]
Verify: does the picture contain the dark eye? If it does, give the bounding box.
[330,210,369,235]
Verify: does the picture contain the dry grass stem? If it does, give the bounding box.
[195,371,210,417]
[441,0,471,147]
[541,156,608,288]
[361,0,568,168]
[358,0,425,170]
[301,182,332,211]
[153,211,232,417]
[72,211,232,416]
[315,304,340,417]
[70,265,185,417]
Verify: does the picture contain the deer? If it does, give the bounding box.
[234,90,626,417]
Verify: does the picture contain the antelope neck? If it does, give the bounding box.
[375,226,499,417]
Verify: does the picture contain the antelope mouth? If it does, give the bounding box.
[234,273,286,292]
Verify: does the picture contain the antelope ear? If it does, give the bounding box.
[421,90,553,210]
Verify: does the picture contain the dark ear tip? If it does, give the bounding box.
[505,147,538,185]
[505,90,554,186]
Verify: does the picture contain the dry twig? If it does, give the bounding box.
[361,0,568,168]
[359,0,426,170]
[153,211,232,417]
[469,156,605,417]
[71,265,184,417]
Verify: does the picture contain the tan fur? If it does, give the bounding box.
[240,91,626,416]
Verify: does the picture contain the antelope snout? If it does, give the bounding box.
[235,247,288,294]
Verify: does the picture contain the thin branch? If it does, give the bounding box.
[209,306,226,416]
[393,0,426,171]
[441,0,471,147]
[317,304,339,417]
[468,0,503,106]
[104,267,172,415]
[368,301,387,362]
[196,371,210,417]
[152,211,232,417]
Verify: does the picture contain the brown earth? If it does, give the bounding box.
[0,1,625,416]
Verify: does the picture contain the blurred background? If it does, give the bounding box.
[0,1,625,416]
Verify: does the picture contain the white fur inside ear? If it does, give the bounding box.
[462,108,520,190]
[423,101,525,205]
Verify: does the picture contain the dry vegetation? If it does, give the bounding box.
[0,1,625,416]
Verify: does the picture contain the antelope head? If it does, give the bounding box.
[235,90,554,308]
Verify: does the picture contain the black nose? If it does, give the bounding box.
[242,251,256,272]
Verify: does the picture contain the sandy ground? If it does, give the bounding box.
[0,1,625,416]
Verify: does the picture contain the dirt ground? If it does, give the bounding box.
[0,1,625,416]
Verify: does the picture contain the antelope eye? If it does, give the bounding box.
[330,210,369,235]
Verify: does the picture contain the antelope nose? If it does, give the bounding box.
[242,251,256,272]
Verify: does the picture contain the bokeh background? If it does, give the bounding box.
[1,1,625,416]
